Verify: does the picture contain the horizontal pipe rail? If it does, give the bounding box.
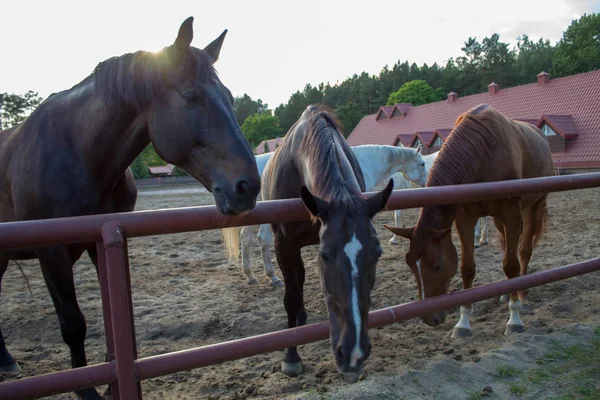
[0,362,115,399]
[0,173,599,251]
[135,257,600,380]
[2,256,599,399]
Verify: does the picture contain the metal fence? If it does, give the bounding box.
[1,173,600,399]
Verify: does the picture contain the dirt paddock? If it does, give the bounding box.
[1,185,599,399]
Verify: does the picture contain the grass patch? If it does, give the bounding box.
[509,383,526,395]
[496,364,520,378]
[505,327,600,399]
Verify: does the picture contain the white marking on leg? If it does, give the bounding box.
[344,234,364,368]
[507,298,524,327]
[416,259,425,299]
[454,305,473,331]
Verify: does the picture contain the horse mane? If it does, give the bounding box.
[91,46,215,111]
[427,105,497,187]
[299,105,365,216]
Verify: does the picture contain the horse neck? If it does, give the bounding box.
[420,204,456,232]
[68,83,150,188]
[353,145,415,191]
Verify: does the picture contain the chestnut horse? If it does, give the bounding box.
[226,105,393,381]
[385,104,552,338]
[0,17,259,399]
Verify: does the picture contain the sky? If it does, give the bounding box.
[1,0,599,109]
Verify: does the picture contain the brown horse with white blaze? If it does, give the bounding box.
[225,105,393,382]
[385,104,553,338]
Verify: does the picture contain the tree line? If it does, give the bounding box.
[234,12,600,147]
[2,13,598,178]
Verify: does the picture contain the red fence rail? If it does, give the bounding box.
[0,173,600,399]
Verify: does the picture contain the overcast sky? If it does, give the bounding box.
[1,0,599,108]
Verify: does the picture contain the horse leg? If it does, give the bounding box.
[274,235,306,377]
[452,214,478,338]
[479,216,489,246]
[258,224,282,287]
[0,258,18,372]
[474,218,481,248]
[37,246,102,400]
[388,209,402,244]
[497,206,526,335]
[518,200,545,306]
[240,225,258,285]
[493,217,511,304]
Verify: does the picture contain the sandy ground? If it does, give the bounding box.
[0,185,599,400]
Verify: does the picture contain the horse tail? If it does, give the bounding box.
[530,195,548,249]
[222,227,242,262]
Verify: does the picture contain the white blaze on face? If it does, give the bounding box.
[344,233,363,368]
[416,259,425,299]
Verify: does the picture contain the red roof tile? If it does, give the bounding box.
[255,137,284,154]
[416,131,435,145]
[395,133,416,147]
[347,69,600,169]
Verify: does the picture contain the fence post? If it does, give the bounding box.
[102,221,142,400]
[96,241,120,399]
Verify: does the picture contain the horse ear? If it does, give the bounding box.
[432,227,452,241]
[203,29,227,63]
[383,224,414,240]
[175,16,194,51]
[366,178,394,218]
[300,186,328,220]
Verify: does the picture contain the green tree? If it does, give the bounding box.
[240,111,283,149]
[335,102,362,136]
[130,144,168,179]
[514,34,555,85]
[456,37,484,95]
[551,13,600,77]
[0,90,43,129]
[386,80,445,106]
[233,94,268,126]
[481,33,516,86]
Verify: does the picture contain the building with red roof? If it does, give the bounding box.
[255,137,284,155]
[347,70,600,172]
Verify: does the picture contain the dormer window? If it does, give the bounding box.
[411,138,422,149]
[541,123,557,136]
[433,136,443,146]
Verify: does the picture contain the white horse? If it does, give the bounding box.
[386,150,489,247]
[236,145,428,286]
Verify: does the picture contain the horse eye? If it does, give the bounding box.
[421,162,425,166]
[431,264,442,272]
[184,92,200,104]
[319,251,331,262]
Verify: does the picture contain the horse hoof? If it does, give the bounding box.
[246,277,259,285]
[281,361,303,377]
[0,361,19,373]
[499,294,510,303]
[504,324,525,335]
[270,278,284,287]
[388,237,398,245]
[451,327,473,338]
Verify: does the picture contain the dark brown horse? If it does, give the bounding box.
[225,105,393,382]
[0,17,259,399]
[385,104,553,338]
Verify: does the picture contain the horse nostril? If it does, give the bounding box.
[214,186,222,194]
[235,179,249,196]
